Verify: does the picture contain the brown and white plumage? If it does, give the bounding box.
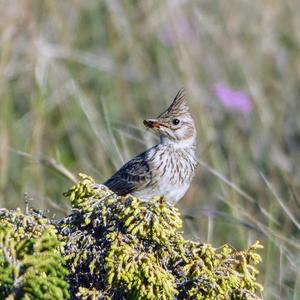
[104,89,198,204]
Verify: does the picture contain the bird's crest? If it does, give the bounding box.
[159,88,189,118]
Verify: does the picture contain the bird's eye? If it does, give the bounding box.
[172,118,180,125]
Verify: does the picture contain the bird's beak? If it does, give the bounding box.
[143,119,168,129]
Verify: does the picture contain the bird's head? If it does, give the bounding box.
[144,89,196,148]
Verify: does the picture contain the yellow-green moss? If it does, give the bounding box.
[0,174,264,299]
[61,174,264,300]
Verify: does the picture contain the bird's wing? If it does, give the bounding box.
[103,151,152,195]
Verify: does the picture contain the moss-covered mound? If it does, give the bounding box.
[61,174,263,300]
[0,174,264,299]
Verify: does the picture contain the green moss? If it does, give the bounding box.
[0,209,69,300]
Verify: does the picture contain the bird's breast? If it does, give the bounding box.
[151,146,197,184]
[140,145,197,204]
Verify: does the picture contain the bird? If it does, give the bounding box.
[104,88,198,205]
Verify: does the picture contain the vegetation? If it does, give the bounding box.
[0,175,263,299]
[1,1,299,299]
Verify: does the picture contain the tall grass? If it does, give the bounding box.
[0,1,299,298]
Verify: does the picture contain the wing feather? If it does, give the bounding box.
[104,151,152,195]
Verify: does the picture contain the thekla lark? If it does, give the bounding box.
[104,89,198,204]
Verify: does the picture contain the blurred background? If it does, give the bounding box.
[0,0,299,298]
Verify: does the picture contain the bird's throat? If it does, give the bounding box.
[160,135,196,149]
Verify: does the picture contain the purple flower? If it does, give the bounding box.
[213,84,253,113]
